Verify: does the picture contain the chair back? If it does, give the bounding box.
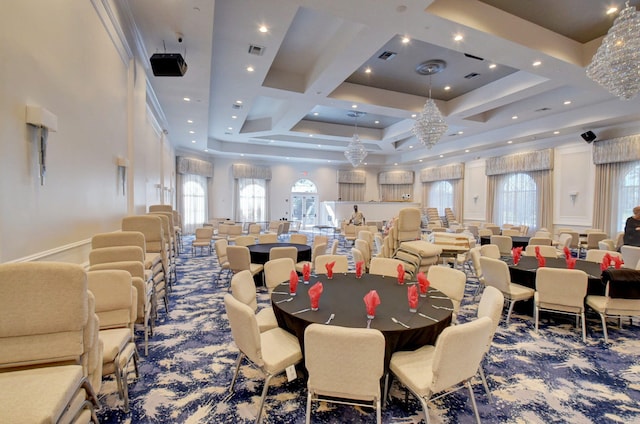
[87,269,135,331]
[430,317,493,394]
[230,270,258,311]
[122,215,165,254]
[556,233,573,250]
[524,244,557,257]
[258,233,278,244]
[477,286,505,337]
[621,245,640,269]
[479,244,501,259]
[598,239,616,251]
[354,239,371,265]
[469,246,483,279]
[264,258,296,292]
[269,246,297,262]
[223,294,263,366]
[466,225,479,238]
[194,227,214,242]
[351,248,365,267]
[586,232,608,249]
[585,249,622,263]
[560,231,580,249]
[149,204,173,213]
[311,243,327,264]
[534,231,551,239]
[502,229,520,237]
[369,257,405,278]
[305,324,385,401]
[358,230,374,246]
[396,208,422,242]
[490,235,512,255]
[536,268,588,311]
[485,225,501,235]
[427,266,466,320]
[289,233,308,245]
[89,246,145,266]
[227,246,252,273]
[315,255,349,274]
[92,231,146,251]
[248,223,262,235]
[330,239,339,255]
[528,237,552,246]
[234,235,256,247]
[479,257,511,293]
[214,239,229,262]
[313,235,328,249]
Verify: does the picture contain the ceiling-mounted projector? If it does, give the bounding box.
[150,53,188,77]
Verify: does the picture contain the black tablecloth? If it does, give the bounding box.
[247,242,311,264]
[508,255,605,295]
[272,273,453,371]
[480,235,530,248]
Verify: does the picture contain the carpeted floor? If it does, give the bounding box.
[97,233,640,423]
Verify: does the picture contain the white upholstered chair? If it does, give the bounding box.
[476,286,505,402]
[314,254,349,274]
[620,245,640,269]
[368,257,406,278]
[426,265,467,323]
[289,233,308,245]
[230,270,278,332]
[227,245,264,283]
[263,258,296,293]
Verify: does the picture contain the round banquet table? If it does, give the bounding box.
[247,242,311,265]
[480,235,530,248]
[271,273,453,371]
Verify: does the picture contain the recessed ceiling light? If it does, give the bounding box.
[458,131,464,135]
[489,64,497,69]
[235,100,243,104]
[401,36,410,44]
[444,86,451,91]
[365,67,372,74]
[411,114,417,118]
[606,7,618,15]
[313,112,319,116]
[317,144,321,148]
[309,134,313,137]
[374,120,379,124]
[363,162,367,165]
[351,104,358,109]
[439,154,444,158]
[246,66,254,72]
[187,119,193,123]
[409,145,414,149]
[183,97,191,102]
[269,140,274,143]
[258,25,268,33]
[227,127,232,131]
[189,130,195,134]
[394,163,398,166]
[507,140,513,144]
[204,148,208,152]
[532,60,542,67]
[286,157,290,160]
[553,131,560,134]
[232,115,237,119]
[454,34,463,41]
[240,154,244,157]
[563,100,572,105]
[191,140,196,144]
[465,149,470,153]
[419,159,423,162]
[512,115,518,120]
[328,160,331,163]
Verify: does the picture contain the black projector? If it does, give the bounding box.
[150,53,188,77]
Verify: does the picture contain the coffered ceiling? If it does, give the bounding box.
[121,0,640,167]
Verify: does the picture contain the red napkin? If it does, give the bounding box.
[289,270,298,294]
[600,253,612,271]
[563,246,571,260]
[397,263,405,285]
[303,263,311,282]
[535,246,541,258]
[355,261,364,278]
[325,261,335,278]
[512,247,522,265]
[566,257,576,269]
[613,256,624,269]
[417,271,430,294]
[308,282,323,309]
[363,290,381,317]
[408,285,418,310]
[537,255,546,267]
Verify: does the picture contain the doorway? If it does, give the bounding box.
[290,179,318,229]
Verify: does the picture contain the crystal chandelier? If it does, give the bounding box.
[413,60,448,148]
[344,111,368,167]
[586,2,640,100]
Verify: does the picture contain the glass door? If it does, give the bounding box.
[291,194,318,229]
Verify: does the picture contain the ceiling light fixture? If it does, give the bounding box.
[532,60,542,67]
[586,2,640,100]
[402,36,410,44]
[258,25,268,33]
[413,60,448,149]
[344,111,368,167]
[454,34,463,41]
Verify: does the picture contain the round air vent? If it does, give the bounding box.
[415,59,447,75]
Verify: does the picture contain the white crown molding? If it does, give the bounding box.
[90,0,133,65]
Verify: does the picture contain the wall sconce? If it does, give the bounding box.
[26,105,58,185]
[117,156,129,196]
[569,191,579,204]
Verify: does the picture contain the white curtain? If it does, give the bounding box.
[338,183,364,201]
[593,161,640,235]
[235,178,269,223]
[380,184,413,201]
[178,173,208,234]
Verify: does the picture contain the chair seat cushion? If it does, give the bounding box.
[100,328,133,363]
[0,365,85,424]
[259,328,302,374]
[249,263,264,275]
[256,307,278,332]
[389,344,435,396]
[506,283,535,301]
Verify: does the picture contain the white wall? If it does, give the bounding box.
[0,1,172,263]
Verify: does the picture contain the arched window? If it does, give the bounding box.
[183,177,207,232]
[238,180,266,222]
[618,163,640,231]
[497,173,537,227]
[429,181,453,216]
[291,178,317,193]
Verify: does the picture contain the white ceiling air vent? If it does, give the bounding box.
[248,44,265,56]
[378,51,397,61]
[464,53,484,61]
[464,72,480,79]
[535,107,552,112]
[232,104,243,110]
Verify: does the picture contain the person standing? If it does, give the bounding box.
[623,206,640,247]
[349,205,365,225]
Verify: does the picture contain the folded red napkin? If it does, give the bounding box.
[600,253,613,271]
[563,246,571,260]
[397,263,405,285]
[417,271,430,294]
[537,255,546,267]
[512,247,522,265]
[355,261,364,278]
[308,282,323,309]
[535,246,541,258]
[303,263,311,281]
[566,257,576,269]
[363,289,380,317]
[325,261,335,278]
[289,270,298,294]
[408,285,418,310]
[613,256,624,269]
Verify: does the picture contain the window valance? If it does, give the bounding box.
[593,134,640,165]
[420,163,464,182]
[337,169,366,184]
[232,164,272,180]
[486,149,553,176]
[176,156,214,177]
[378,170,414,185]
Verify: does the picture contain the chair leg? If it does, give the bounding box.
[506,300,516,325]
[255,373,274,424]
[376,397,382,424]
[534,304,539,333]
[305,390,312,424]
[467,380,482,424]
[229,352,244,394]
[478,364,493,403]
[581,311,586,343]
[599,313,609,343]
[419,396,431,424]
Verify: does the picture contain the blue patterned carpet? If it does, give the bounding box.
[97,234,640,423]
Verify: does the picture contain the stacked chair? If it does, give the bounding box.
[0,263,102,423]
